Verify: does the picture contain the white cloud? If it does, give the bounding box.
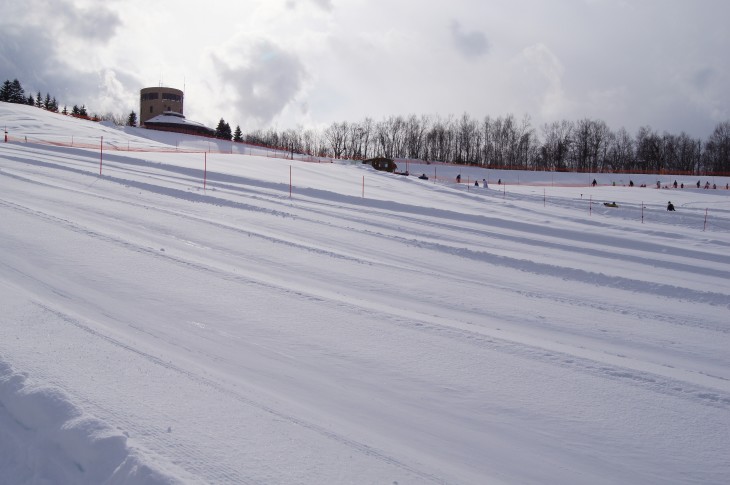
[507,43,567,119]
[1,0,728,137]
[450,20,490,59]
[209,37,308,129]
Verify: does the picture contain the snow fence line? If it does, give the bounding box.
[0,359,181,485]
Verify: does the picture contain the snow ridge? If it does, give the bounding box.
[0,359,181,485]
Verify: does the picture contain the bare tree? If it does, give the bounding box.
[635,126,663,173]
[540,120,573,171]
[703,121,730,175]
[324,121,348,158]
[674,132,702,174]
[605,127,634,172]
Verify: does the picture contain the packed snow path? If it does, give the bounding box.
[1,104,729,484]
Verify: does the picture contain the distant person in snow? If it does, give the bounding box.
[475,180,479,187]
[673,180,678,188]
[592,179,597,187]
[697,180,701,188]
[418,173,428,180]
[498,179,502,185]
[482,178,488,188]
[667,201,676,211]
[456,174,461,183]
[629,180,634,187]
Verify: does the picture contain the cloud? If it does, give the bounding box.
[692,67,715,92]
[211,39,308,126]
[309,0,334,11]
[0,0,126,108]
[450,20,489,59]
[3,0,121,43]
[0,24,94,103]
[53,1,122,42]
[500,43,569,121]
[285,0,334,12]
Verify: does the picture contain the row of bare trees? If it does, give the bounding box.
[244,114,730,175]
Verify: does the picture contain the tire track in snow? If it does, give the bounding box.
[6,193,727,414]
[7,150,728,287]
[32,303,448,485]
[3,159,728,411]
[328,297,730,410]
[4,162,727,340]
[3,171,726,364]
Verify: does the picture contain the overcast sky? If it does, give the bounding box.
[2,0,728,137]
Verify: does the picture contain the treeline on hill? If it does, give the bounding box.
[1,78,92,118]
[239,114,730,176]
[4,77,728,175]
[0,78,139,126]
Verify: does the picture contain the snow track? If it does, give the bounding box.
[1,104,729,484]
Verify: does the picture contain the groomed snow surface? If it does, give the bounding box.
[1,103,729,484]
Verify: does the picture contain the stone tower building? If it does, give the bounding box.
[139,86,184,125]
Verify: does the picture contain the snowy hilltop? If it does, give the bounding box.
[1,102,729,484]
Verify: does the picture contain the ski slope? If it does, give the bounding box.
[1,102,729,484]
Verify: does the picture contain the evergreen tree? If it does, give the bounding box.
[72,105,80,115]
[79,105,88,116]
[215,118,232,140]
[1,79,27,104]
[35,91,42,108]
[233,125,243,142]
[27,94,34,105]
[10,79,25,103]
[50,97,59,112]
[126,111,137,127]
[0,80,11,101]
[62,105,68,115]
[44,93,51,110]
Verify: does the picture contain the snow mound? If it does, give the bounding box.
[0,359,180,485]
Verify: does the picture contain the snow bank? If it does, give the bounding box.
[0,359,179,485]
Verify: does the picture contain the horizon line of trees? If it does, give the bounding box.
[1,77,97,120]
[4,77,729,175]
[240,113,730,176]
[2,78,143,128]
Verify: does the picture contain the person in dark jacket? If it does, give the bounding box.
[667,201,676,211]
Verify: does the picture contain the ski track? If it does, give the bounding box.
[2,159,728,403]
[2,132,729,483]
[3,154,728,335]
[29,303,447,485]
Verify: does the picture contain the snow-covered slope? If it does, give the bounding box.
[1,102,729,484]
